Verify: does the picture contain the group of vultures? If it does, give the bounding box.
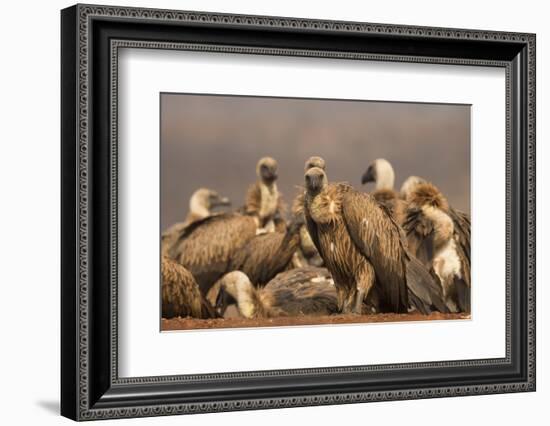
[161,156,470,323]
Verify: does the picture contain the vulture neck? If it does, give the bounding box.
[375,162,395,191]
[258,180,278,219]
[189,193,210,220]
[233,281,260,319]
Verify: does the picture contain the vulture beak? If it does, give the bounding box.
[361,165,376,185]
[305,168,325,193]
[260,166,278,183]
[215,288,226,315]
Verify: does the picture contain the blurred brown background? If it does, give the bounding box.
[161,94,470,230]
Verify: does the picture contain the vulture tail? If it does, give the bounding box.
[454,278,471,314]
[406,256,450,314]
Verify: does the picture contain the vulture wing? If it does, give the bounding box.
[341,191,408,312]
[168,213,258,294]
[406,256,450,314]
[402,206,436,267]
[304,207,324,260]
[449,207,471,288]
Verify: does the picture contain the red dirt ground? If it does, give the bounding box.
[161,312,470,331]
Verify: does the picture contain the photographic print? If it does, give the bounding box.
[160,93,471,331]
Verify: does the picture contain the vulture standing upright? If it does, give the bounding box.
[361,158,408,225]
[161,256,217,319]
[167,212,260,294]
[402,180,471,313]
[304,165,447,314]
[243,156,286,233]
[161,188,230,255]
[215,268,338,319]
[290,156,327,267]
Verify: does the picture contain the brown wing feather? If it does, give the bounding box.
[263,267,338,316]
[168,213,258,294]
[229,230,300,286]
[449,207,471,287]
[161,257,209,318]
[341,191,408,312]
[402,207,436,267]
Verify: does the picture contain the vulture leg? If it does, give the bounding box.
[354,264,376,314]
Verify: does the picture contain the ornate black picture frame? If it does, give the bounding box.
[61,4,536,421]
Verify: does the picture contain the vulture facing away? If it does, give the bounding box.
[167,213,259,294]
[161,256,217,319]
[402,181,471,313]
[215,268,338,319]
[304,165,447,314]
[361,158,408,225]
[243,156,286,232]
[161,188,230,256]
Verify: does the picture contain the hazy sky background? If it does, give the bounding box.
[161,94,470,230]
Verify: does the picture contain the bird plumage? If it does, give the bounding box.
[228,215,304,286]
[403,181,471,312]
[161,188,230,256]
[161,256,217,319]
[216,268,338,319]
[167,213,259,294]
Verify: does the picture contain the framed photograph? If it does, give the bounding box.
[61,4,536,421]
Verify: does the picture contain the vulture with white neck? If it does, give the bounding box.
[243,156,286,233]
[215,268,338,319]
[402,180,471,313]
[161,188,230,255]
[304,164,448,314]
[361,158,408,225]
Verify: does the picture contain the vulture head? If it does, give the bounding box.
[400,175,427,199]
[305,166,328,195]
[406,181,449,211]
[215,271,257,318]
[256,157,278,184]
[361,158,395,190]
[189,188,231,218]
[304,156,326,172]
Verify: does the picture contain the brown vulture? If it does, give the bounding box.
[161,256,217,319]
[361,158,408,225]
[167,212,259,294]
[228,214,305,286]
[304,165,447,315]
[402,181,471,313]
[289,156,328,267]
[243,156,286,232]
[161,188,230,255]
[215,267,338,319]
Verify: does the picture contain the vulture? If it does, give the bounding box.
[400,176,427,199]
[290,156,328,267]
[167,212,259,294]
[361,158,408,225]
[161,256,217,319]
[215,267,338,319]
[243,156,286,232]
[228,214,305,286]
[304,165,447,314]
[161,188,230,255]
[402,180,471,313]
